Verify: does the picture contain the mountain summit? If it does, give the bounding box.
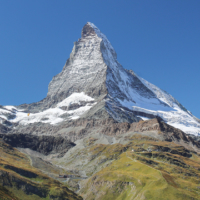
[47,22,109,103]
[0,22,200,135]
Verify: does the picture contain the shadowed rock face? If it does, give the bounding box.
[82,23,96,38]
[0,124,10,134]
[0,134,75,155]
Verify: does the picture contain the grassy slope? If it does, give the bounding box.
[78,135,200,200]
[0,185,20,200]
[0,140,82,200]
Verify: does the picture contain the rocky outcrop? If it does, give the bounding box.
[0,134,75,155]
[3,116,200,153]
[4,165,39,178]
[129,118,200,146]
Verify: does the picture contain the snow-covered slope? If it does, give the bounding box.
[136,76,200,135]
[87,23,200,135]
[1,93,96,125]
[1,22,199,136]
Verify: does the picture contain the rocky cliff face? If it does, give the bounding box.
[0,134,75,156]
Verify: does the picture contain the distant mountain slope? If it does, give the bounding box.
[50,119,200,200]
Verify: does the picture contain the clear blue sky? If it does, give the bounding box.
[0,0,200,118]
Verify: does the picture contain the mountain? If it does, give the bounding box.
[0,22,200,135]
[1,22,200,200]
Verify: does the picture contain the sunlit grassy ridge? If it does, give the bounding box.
[0,140,82,200]
[77,134,200,200]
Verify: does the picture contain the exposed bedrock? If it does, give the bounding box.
[63,118,200,152]
[0,134,75,155]
[3,117,200,152]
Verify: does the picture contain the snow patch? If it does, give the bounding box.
[57,92,94,107]
[137,116,151,121]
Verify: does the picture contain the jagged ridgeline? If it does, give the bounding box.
[0,22,200,200]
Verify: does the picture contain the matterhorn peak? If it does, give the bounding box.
[4,22,199,136]
[46,22,120,104]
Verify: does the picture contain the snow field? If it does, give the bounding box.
[4,93,96,125]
